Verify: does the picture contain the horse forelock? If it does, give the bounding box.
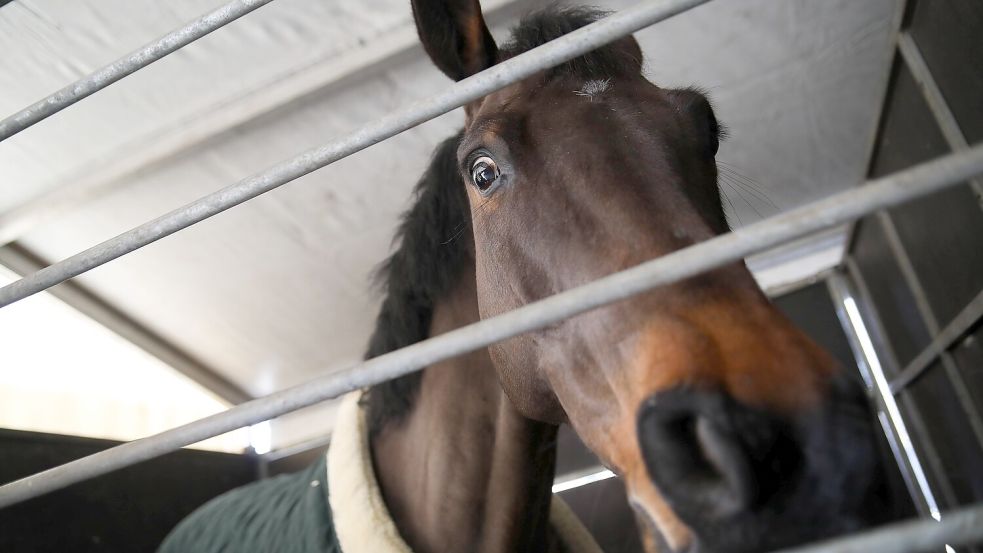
[498,6,643,81]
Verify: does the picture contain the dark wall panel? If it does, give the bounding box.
[0,428,257,552]
[265,445,327,477]
[851,218,932,368]
[952,326,983,420]
[853,1,983,511]
[905,363,983,506]
[773,282,857,374]
[888,181,983,325]
[775,281,916,518]
[869,62,983,326]
[555,425,602,476]
[869,61,951,179]
[558,478,642,553]
[908,0,983,144]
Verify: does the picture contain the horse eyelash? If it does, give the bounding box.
[716,121,730,141]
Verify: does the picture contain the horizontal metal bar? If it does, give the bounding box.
[0,0,275,142]
[259,433,332,463]
[1,145,982,509]
[0,0,711,308]
[770,503,983,553]
[890,288,983,394]
[551,467,615,493]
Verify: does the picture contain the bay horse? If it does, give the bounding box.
[160,2,894,552]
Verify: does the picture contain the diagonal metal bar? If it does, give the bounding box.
[897,32,983,207]
[875,211,983,451]
[890,288,983,394]
[1,144,982,509]
[0,0,276,142]
[0,0,712,308]
[0,0,540,248]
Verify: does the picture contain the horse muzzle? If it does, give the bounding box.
[634,375,887,553]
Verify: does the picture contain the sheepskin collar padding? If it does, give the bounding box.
[326,392,604,553]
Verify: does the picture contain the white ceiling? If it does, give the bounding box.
[0,265,252,453]
[0,0,898,449]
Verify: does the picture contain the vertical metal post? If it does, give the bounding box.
[843,0,909,249]
[841,258,958,508]
[827,270,943,518]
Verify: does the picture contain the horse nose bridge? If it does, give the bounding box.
[623,292,839,415]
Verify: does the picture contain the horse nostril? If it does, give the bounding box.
[636,389,784,522]
[637,382,882,551]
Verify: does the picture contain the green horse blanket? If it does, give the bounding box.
[159,393,603,553]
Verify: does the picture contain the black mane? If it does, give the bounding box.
[363,6,635,433]
[363,132,471,434]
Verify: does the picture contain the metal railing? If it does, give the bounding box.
[772,503,983,553]
[1,1,981,551]
[0,0,276,142]
[0,0,709,307]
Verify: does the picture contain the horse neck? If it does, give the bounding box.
[370,266,559,553]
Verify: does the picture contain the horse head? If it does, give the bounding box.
[410,1,891,551]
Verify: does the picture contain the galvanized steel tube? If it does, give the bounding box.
[1,144,982,508]
[0,0,276,142]
[0,0,711,308]
[771,503,983,553]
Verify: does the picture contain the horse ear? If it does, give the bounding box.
[411,0,499,81]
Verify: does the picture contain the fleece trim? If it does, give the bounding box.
[326,392,604,553]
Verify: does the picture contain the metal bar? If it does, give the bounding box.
[826,270,940,519]
[0,0,543,248]
[891,288,983,394]
[747,225,847,296]
[0,0,276,142]
[1,145,982,508]
[843,0,908,250]
[898,31,983,206]
[552,467,615,493]
[259,433,332,463]
[843,255,959,508]
[0,243,253,405]
[876,212,983,451]
[897,33,967,151]
[764,267,837,299]
[0,0,711,308]
[769,503,983,553]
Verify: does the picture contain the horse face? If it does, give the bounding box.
[411,0,891,550]
[460,75,889,553]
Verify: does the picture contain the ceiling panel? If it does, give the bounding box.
[0,0,898,447]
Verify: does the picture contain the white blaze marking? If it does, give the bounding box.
[574,79,611,101]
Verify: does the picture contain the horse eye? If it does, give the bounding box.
[470,156,500,193]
